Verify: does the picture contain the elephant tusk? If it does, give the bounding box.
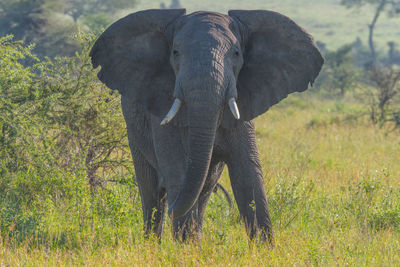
[160,98,182,126]
[228,98,240,120]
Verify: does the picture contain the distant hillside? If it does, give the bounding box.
[126,0,400,53]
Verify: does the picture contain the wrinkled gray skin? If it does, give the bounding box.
[90,9,323,242]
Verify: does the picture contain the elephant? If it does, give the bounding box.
[90,9,323,242]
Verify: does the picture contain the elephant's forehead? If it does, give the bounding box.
[174,12,238,47]
[185,11,232,26]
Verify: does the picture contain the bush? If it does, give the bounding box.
[268,176,314,229]
[345,175,400,232]
[365,65,400,126]
[0,33,136,246]
[315,44,361,97]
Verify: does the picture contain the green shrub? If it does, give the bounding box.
[0,33,137,247]
[345,175,400,232]
[268,176,314,230]
[314,44,361,97]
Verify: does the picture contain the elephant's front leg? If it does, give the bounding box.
[223,121,273,242]
[131,147,167,238]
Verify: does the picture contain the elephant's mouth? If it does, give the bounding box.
[160,97,240,127]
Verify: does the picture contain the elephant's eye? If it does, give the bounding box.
[234,50,240,57]
[173,50,179,56]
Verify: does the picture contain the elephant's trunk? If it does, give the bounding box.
[168,100,219,218]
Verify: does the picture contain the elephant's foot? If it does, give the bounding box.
[172,204,203,242]
[243,213,274,244]
[143,189,167,239]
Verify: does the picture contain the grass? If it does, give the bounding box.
[127,0,400,52]
[1,1,400,265]
[1,94,400,266]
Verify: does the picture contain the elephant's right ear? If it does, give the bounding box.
[90,9,186,118]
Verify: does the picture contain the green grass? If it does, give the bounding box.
[2,1,400,265]
[1,94,400,266]
[127,0,400,52]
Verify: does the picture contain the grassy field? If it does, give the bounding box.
[1,0,400,266]
[1,94,400,266]
[127,0,400,52]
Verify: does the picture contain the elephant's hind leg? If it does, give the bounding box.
[132,148,166,239]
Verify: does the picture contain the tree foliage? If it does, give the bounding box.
[0,0,136,57]
[341,0,400,62]
[65,0,137,22]
[0,33,132,183]
[315,44,360,96]
[366,65,400,125]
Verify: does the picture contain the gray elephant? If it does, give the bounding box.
[90,9,323,241]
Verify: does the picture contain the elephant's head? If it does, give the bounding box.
[90,9,323,218]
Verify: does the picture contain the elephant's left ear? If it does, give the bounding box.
[226,10,323,125]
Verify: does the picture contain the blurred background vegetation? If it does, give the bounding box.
[1,0,400,265]
[0,0,138,58]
